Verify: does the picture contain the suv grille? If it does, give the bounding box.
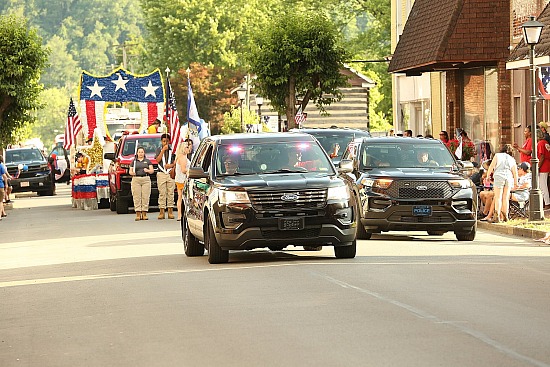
[249,189,327,210]
[385,181,453,199]
[7,164,47,179]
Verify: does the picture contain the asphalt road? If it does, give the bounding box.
[1,185,550,367]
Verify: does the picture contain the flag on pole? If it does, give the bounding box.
[295,106,306,128]
[454,129,463,160]
[166,80,182,153]
[63,98,82,150]
[187,78,202,131]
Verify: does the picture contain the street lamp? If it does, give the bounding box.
[522,16,545,221]
[236,86,247,133]
[255,95,263,133]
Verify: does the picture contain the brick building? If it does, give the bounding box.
[390,0,550,159]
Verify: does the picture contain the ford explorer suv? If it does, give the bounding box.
[4,147,54,196]
[181,133,358,264]
[104,133,162,214]
[340,137,477,241]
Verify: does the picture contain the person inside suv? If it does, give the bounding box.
[416,149,439,166]
[223,155,240,175]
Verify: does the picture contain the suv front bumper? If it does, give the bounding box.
[10,175,52,193]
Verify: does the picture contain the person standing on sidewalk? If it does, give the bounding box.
[155,133,176,220]
[175,143,191,221]
[129,147,154,221]
[536,129,550,209]
[513,126,532,163]
[486,144,518,222]
[0,156,8,219]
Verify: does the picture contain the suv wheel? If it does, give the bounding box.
[206,219,229,264]
[455,227,476,241]
[109,197,116,211]
[334,240,356,259]
[115,195,129,214]
[182,217,204,257]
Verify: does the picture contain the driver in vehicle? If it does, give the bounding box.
[416,149,438,166]
[223,155,239,174]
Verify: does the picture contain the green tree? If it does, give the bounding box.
[0,14,49,146]
[248,10,349,129]
[32,88,71,149]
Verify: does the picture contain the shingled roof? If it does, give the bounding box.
[389,0,510,75]
[508,2,550,64]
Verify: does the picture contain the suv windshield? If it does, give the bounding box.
[358,142,456,169]
[121,137,161,156]
[215,141,334,176]
[303,130,370,161]
[5,149,44,163]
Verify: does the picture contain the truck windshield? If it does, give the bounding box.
[215,141,335,176]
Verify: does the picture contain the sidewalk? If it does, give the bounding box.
[477,220,549,242]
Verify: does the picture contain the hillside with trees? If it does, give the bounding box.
[0,0,391,146]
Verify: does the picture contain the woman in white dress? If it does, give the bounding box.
[175,143,191,221]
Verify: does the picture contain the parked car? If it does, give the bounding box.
[293,127,371,165]
[182,132,358,264]
[104,133,162,214]
[340,136,477,241]
[4,147,54,196]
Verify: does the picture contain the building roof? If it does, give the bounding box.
[389,0,510,75]
[507,2,550,69]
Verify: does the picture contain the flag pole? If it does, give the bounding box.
[164,67,170,129]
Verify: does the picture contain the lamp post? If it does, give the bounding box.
[255,95,263,133]
[522,16,545,221]
[236,87,247,133]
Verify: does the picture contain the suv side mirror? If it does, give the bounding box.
[104,152,115,160]
[188,167,209,179]
[339,159,354,173]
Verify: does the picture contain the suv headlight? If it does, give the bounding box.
[327,185,350,200]
[448,179,472,189]
[361,178,393,189]
[219,190,250,205]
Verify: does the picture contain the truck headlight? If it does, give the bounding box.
[219,190,250,205]
[448,179,472,189]
[361,178,393,189]
[327,185,350,200]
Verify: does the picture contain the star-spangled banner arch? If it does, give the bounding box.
[78,67,166,139]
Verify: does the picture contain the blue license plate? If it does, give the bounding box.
[412,205,432,216]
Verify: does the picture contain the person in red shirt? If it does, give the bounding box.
[536,129,550,209]
[513,126,532,163]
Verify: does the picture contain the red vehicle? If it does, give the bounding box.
[104,133,162,214]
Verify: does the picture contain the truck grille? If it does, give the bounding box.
[385,181,453,199]
[249,189,327,210]
[7,164,47,179]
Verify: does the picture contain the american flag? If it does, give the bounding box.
[166,80,182,153]
[63,98,82,150]
[295,105,306,128]
[538,67,550,100]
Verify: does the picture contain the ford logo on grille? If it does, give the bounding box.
[416,186,428,191]
[281,193,299,201]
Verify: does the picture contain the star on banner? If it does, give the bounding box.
[112,73,129,92]
[87,81,105,98]
[142,80,159,98]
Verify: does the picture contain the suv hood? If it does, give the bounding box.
[217,172,344,189]
[363,167,464,180]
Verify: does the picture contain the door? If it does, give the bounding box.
[187,142,214,238]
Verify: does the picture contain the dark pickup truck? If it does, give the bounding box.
[181,133,358,264]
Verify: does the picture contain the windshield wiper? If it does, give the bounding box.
[262,168,308,174]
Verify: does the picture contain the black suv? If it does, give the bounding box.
[294,127,371,165]
[4,147,54,196]
[182,133,358,264]
[340,137,477,241]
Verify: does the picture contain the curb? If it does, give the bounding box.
[477,220,548,240]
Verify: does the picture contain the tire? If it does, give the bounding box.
[334,240,356,259]
[39,185,55,196]
[356,202,372,240]
[182,217,204,257]
[98,198,109,209]
[115,195,129,214]
[206,219,229,264]
[455,226,476,241]
[427,231,446,236]
[109,197,116,211]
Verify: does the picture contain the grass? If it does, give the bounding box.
[501,218,550,233]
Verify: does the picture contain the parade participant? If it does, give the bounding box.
[0,155,12,205]
[148,119,161,134]
[513,126,532,163]
[0,155,7,219]
[129,146,154,221]
[536,129,550,209]
[155,133,176,219]
[175,143,190,221]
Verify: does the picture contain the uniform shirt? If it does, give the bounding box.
[537,139,550,173]
[155,146,175,173]
[520,138,532,163]
[132,158,152,177]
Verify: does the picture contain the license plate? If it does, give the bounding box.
[279,218,304,230]
[412,205,432,216]
[20,181,30,187]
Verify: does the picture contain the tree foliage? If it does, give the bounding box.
[248,10,349,129]
[0,14,49,146]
